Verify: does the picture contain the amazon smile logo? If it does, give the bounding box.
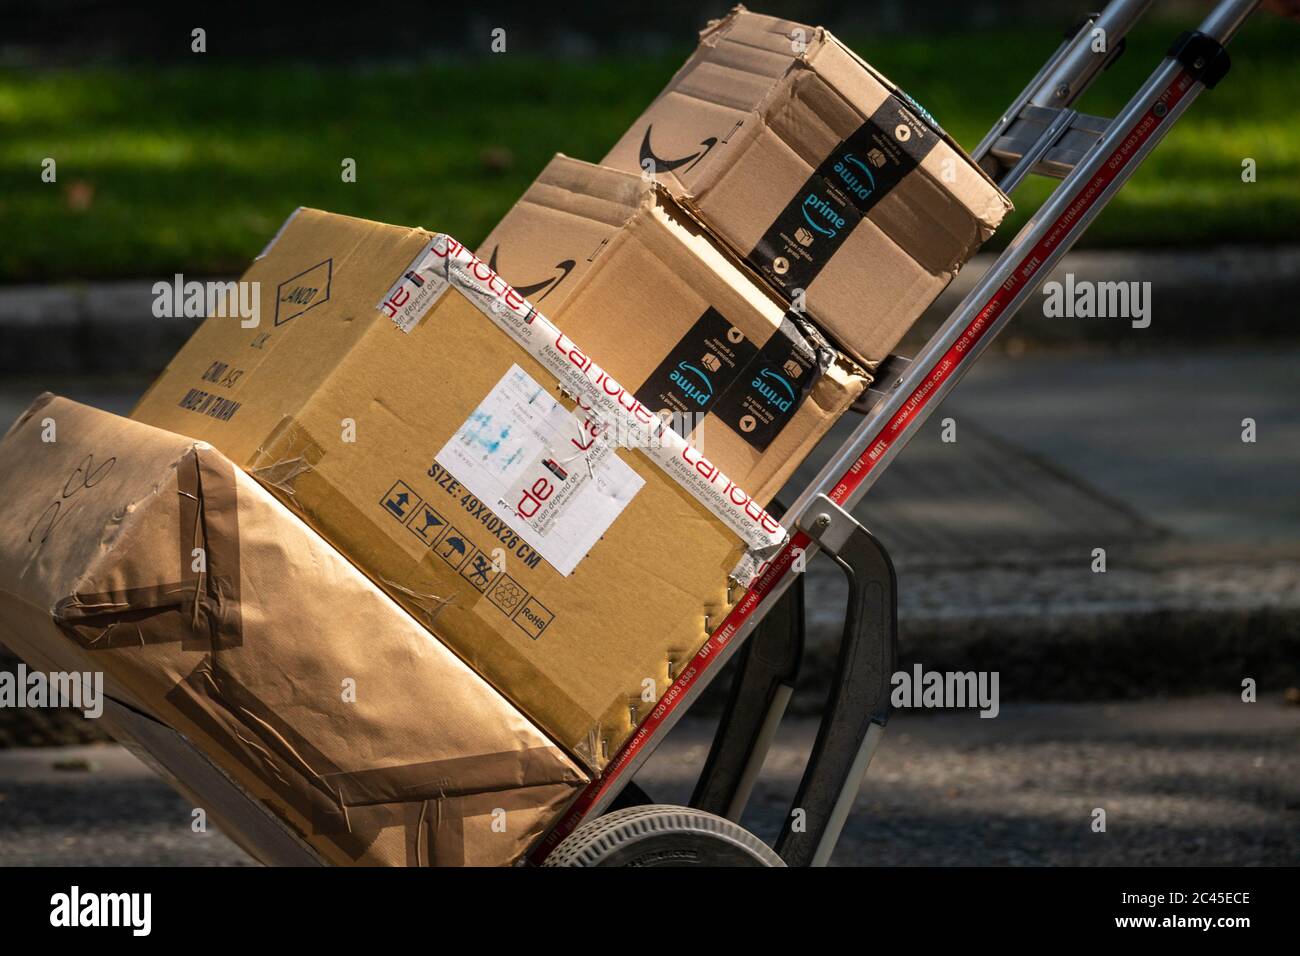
[752,367,795,411]
[833,152,876,202]
[669,361,713,407]
[801,193,847,238]
[639,124,718,175]
[486,246,574,301]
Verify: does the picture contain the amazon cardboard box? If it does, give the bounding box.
[603,6,1012,367]
[131,208,768,772]
[0,395,587,866]
[478,154,868,506]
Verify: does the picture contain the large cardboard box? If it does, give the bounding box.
[132,209,777,771]
[0,396,587,866]
[603,6,1012,367]
[478,154,868,506]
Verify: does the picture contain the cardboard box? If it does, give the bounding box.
[131,209,772,771]
[478,154,869,506]
[0,395,587,866]
[603,6,1012,367]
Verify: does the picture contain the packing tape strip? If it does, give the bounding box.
[746,92,943,295]
[54,446,244,653]
[377,234,787,578]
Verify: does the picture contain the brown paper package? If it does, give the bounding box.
[0,395,588,865]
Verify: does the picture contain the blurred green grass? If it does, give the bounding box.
[0,17,1296,283]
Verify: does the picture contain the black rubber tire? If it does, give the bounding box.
[542,804,784,867]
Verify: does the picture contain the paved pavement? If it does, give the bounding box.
[900,244,1300,355]
[2,695,1295,866]
[654,694,1300,866]
[780,347,1300,548]
[947,350,1300,542]
[781,347,1300,703]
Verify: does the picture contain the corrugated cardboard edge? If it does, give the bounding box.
[712,5,1010,217]
[256,206,305,260]
[680,9,822,203]
[654,180,878,378]
[510,154,660,317]
[698,5,744,45]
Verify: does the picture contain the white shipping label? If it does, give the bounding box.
[436,365,645,576]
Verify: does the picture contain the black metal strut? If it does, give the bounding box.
[689,494,898,866]
[1168,30,1231,88]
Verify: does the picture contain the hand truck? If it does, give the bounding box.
[535,0,1262,867]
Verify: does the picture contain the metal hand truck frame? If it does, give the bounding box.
[536,0,1261,867]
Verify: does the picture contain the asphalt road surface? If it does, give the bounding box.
[1,695,1295,866]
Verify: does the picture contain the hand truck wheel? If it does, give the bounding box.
[541,804,784,867]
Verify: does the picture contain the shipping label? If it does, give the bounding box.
[435,364,644,577]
